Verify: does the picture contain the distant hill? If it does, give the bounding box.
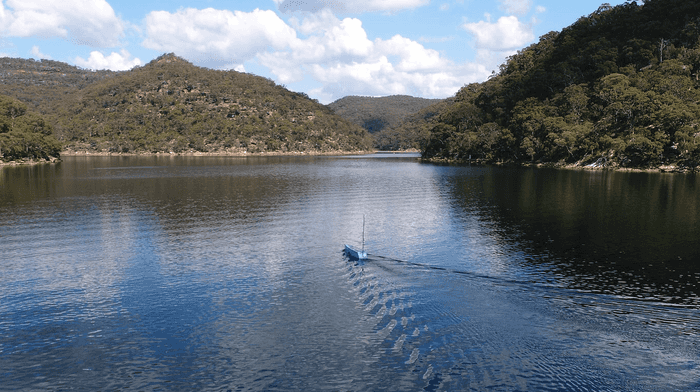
[328,95,443,134]
[373,98,453,151]
[0,57,117,113]
[0,54,372,155]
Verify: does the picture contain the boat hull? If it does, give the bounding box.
[344,244,367,260]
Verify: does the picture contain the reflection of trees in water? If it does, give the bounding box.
[0,163,64,206]
[448,166,700,305]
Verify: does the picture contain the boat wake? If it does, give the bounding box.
[338,251,700,391]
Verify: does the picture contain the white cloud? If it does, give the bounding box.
[258,11,489,102]
[462,15,534,52]
[308,58,488,101]
[142,8,297,67]
[0,0,124,47]
[258,10,375,83]
[30,45,51,59]
[288,10,373,60]
[276,0,430,13]
[377,35,447,72]
[75,49,142,71]
[139,5,493,103]
[499,0,532,16]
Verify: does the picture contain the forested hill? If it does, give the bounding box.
[422,0,700,170]
[0,54,373,155]
[0,57,117,113]
[328,95,442,134]
[373,98,453,151]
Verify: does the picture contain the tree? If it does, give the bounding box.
[0,95,61,161]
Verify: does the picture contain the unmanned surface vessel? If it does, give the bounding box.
[344,215,367,260]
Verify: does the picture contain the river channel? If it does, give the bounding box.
[1,154,698,390]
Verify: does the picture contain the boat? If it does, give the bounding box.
[344,215,368,260]
[344,243,367,260]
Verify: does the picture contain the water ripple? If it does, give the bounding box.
[1,156,698,391]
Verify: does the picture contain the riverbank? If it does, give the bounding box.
[0,156,61,167]
[535,162,696,173]
[421,157,697,173]
[59,149,377,157]
[1,148,411,167]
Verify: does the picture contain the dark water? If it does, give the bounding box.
[1,155,699,391]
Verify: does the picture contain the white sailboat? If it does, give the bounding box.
[344,215,368,260]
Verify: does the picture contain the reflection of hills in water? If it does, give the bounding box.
[4,158,699,308]
[446,166,700,306]
[2,157,699,390]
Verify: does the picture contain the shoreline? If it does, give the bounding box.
[2,149,425,166]
[58,149,377,157]
[535,162,694,174]
[420,158,698,174]
[0,156,61,167]
[4,151,695,173]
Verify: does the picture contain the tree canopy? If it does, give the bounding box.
[421,0,700,169]
[0,54,373,155]
[329,95,442,133]
[0,95,61,162]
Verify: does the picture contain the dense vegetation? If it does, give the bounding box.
[329,95,442,149]
[0,95,61,162]
[371,98,453,151]
[422,0,700,169]
[0,54,372,155]
[0,57,116,114]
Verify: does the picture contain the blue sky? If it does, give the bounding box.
[0,0,628,103]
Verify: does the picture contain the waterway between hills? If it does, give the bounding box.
[1,154,698,390]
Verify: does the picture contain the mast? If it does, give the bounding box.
[362,214,365,252]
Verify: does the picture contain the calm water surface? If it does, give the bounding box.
[1,154,699,391]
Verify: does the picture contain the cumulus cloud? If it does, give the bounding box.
[0,0,124,47]
[376,35,447,72]
[30,45,51,60]
[75,49,142,71]
[140,5,491,102]
[276,0,430,13]
[257,10,374,83]
[309,59,488,101]
[142,8,297,67]
[259,10,488,102]
[462,15,534,52]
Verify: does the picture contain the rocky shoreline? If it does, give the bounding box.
[420,157,698,174]
[0,156,61,167]
[5,151,695,173]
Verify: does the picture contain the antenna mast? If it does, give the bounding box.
[362,215,365,252]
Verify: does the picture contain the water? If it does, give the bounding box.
[1,155,699,391]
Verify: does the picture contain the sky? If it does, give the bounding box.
[0,0,628,104]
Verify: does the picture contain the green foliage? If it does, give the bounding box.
[421,0,700,169]
[0,54,373,155]
[0,95,61,161]
[329,95,444,150]
[329,95,442,133]
[373,98,453,150]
